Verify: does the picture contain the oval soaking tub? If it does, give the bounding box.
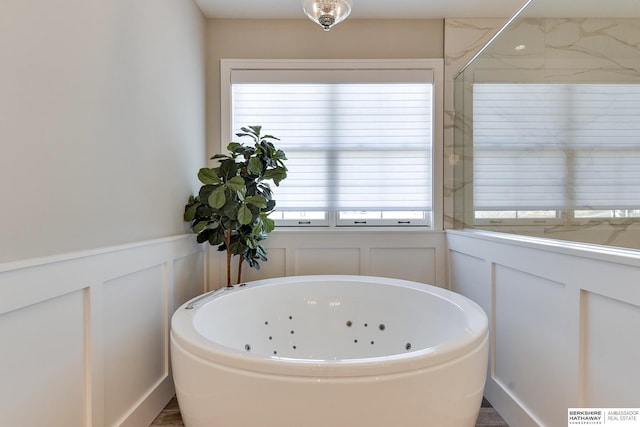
[170,275,489,427]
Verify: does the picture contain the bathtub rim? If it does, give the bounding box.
[170,274,489,377]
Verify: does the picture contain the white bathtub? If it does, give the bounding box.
[170,275,489,427]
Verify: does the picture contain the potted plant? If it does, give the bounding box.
[183,126,288,287]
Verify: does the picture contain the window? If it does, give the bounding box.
[473,83,640,224]
[222,60,443,227]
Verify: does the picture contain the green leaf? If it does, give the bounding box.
[245,237,258,249]
[234,144,255,158]
[192,220,208,234]
[245,195,268,208]
[227,142,241,152]
[228,239,246,255]
[198,185,215,203]
[221,215,237,230]
[256,245,268,258]
[195,204,213,218]
[264,199,276,212]
[236,127,259,143]
[248,157,262,175]
[257,183,273,200]
[183,203,198,222]
[262,216,275,233]
[198,168,220,185]
[263,167,288,186]
[208,187,226,209]
[222,203,239,221]
[237,204,253,225]
[226,176,245,192]
[196,230,211,243]
[219,158,239,179]
[238,125,260,137]
[274,149,287,161]
[209,228,226,246]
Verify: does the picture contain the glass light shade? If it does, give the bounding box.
[302,0,353,31]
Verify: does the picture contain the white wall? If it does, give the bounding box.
[0,0,206,263]
[205,18,444,159]
[448,230,640,427]
[0,1,207,425]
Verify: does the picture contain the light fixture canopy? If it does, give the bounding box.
[302,0,353,32]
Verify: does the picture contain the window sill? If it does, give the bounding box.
[271,226,440,234]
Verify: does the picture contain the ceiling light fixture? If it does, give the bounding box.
[302,0,353,32]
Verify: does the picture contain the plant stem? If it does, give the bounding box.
[237,254,244,285]
[225,229,232,287]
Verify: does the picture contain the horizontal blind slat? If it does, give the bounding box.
[473,83,640,211]
[233,82,433,211]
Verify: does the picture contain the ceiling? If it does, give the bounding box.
[194,0,529,20]
[195,0,640,20]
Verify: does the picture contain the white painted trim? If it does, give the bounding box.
[0,234,194,274]
[447,229,640,266]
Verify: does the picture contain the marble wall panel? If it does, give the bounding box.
[449,17,640,249]
[444,19,509,229]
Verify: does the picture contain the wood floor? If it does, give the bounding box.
[150,396,509,426]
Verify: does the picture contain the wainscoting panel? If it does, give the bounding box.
[230,247,286,285]
[448,251,490,316]
[0,289,87,427]
[294,248,362,276]
[583,291,640,407]
[209,230,447,289]
[493,266,567,427]
[447,230,640,427]
[174,252,208,309]
[0,235,205,427]
[103,266,166,427]
[369,247,436,284]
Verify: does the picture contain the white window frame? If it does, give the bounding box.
[220,59,444,230]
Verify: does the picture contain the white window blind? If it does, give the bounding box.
[473,83,640,212]
[231,69,433,223]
